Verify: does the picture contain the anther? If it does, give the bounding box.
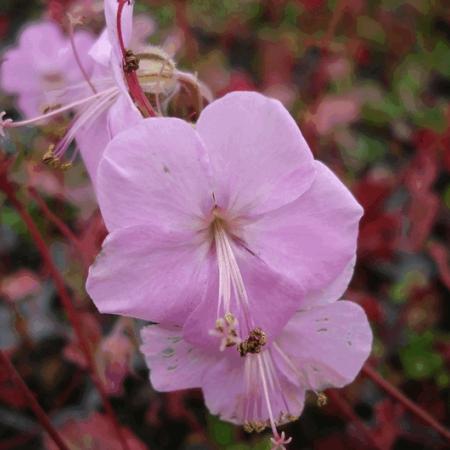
[316,392,328,407]
[209,313,240,351]
[238,327,267,357]
[42,146,72,171]
[123,50,140,73]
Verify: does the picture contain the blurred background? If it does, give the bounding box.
[0,0,449,449]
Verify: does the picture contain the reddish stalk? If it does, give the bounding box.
[327,390,382,450]
[67,16,97,94]
[0,180,130,450]
[363,364,450,441]
[27,187,89,271]
[116,0,156,118]
[0,350,69,450]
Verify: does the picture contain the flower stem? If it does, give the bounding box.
[327,390,382,450]
[0,350,70,450]
[116,0,156,118]
[0,178,131,450]
[27,186,89,271]
[362,364,450,441]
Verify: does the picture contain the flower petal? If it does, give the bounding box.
[104,0,133,60]
[301,255,357,308]
[97,117,214,232]
[244,161,363,302]
[140,325,217,391]
[86,225,211,324]
[275,301,372,391]
[196,91,315,216]
[202,353,305,426]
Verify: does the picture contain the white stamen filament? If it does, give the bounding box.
[213,221,252,340]
[257,354,280,438]
[5,86,118,129]
[53,89,118,160]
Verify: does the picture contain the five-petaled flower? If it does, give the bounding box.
[86,91,371,445]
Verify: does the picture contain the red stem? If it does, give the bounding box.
[1,180,131,450]
[327,390,382,450]
[0,350,70,450]
[362,364,450,442]
[321,0,347,50]
[116,0,156,118]
[27,187,89,271]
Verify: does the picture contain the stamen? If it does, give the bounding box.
[2,87,118,130]
[0,112,13,138]
[213,219,253,346]
[51,89,117,163]
[316,392,328,407]
[238,328,267,357]
[208,313,240,351]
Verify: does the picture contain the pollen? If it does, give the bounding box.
[316,392,328,407]
[42,146,72,171]
[238,327,267,357]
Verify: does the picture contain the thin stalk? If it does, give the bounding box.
[0,350,69,450]
[362,364,450,441]
[327,390,382,450]
[1,180,130,450]
[27,187,89,271]
[116,0,156,118]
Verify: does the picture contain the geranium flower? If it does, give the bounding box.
[1,0,210,181]
[87,91,363,358]
[0,3,141,180]
[140,285,372,448]
[0,20,95,118]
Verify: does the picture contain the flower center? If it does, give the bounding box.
[208,211,268,354]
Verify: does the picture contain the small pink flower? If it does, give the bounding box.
[0,21,95,118]
[87,91,363,355]
[0,3,143,181]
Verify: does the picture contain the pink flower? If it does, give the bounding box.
[87,91,363,355]
[0,5,141,182]
[140,288,372,447]
[0,21,95,118]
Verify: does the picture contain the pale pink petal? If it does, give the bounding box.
[97,118,214,232]
[1,47,40,95]
[86,225,211,324]
[76,108,110,183]
[301,255,357,308]
[183,245,302,350]
[88,29,111,67]
[276,301,372,391]
[104,0,133,61]
[196,91,315,216]
[244,161,363,302]
[202,353,305,426]
[140,325,217,391]
[106,83,141,132]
